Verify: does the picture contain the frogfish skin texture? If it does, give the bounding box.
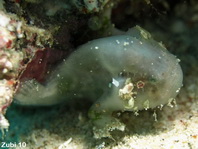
[15,26,183,138]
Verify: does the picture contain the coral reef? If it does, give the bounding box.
[0,2,52,134]
[0,0,197,148]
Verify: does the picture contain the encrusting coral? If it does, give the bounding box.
[0,2,52,135]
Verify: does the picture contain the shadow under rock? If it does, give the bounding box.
[0,98,176,149]
[0,103,61,142]
[1,98,98,148]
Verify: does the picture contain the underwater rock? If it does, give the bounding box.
[15,26,183,138]
[75,0,111,13]
[0,9,52,133]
